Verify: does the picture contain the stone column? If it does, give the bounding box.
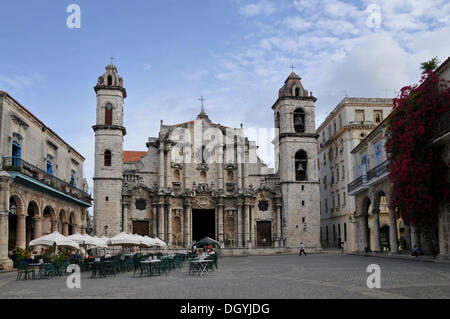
[218,202,224,245]
[72,224,78,235]
[388,208,399,253]
[0,172,13,269]
[152,205,158,237]
[166,145,172,190]
[159,144,165,192]
[276,204,282,247]
[167,206,173,245]
[123,203,129,233]
[372,209,381,252]
[403,223,411,251]
[237,163,242,193]
[51,219,58,232]
[249,205,255,248]
[33,216,42,239]
[243,145,249,190]
[244,203,249,248]
[411,225,419,248]
[237,203,243,247]
[62,222,69,236]
[16,214,26,249]
[80,226,86,235]
[158,202,165,240]
[359,214,369,252]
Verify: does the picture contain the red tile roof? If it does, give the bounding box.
[123,151,147,162]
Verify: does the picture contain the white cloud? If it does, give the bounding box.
[239,0,276,17]
[0,73,45,92]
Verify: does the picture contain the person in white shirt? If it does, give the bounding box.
[299,242,307,256]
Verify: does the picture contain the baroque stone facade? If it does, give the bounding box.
[93,65,322,251]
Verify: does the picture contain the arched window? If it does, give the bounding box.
[293,108,305,133]
[105,104,113,125]
[107,75,113,86]
[104,150,112,167]
[295,150,307,181]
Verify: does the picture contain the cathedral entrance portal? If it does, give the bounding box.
[133,221,149,236]
[192,209,216,243]
[257,221,272,247]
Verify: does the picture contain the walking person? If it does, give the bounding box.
[340,241,344,254]
[299,242,307,256]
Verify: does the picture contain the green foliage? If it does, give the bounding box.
[420,57,440,72]
[14,247,31,260]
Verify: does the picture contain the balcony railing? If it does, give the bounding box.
[348,160,391,194]
[431,110,450,141]
[348,175,366,193]
[367,160,390,181]
[2,157,92,204]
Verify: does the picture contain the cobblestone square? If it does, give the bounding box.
[0,254,449,299]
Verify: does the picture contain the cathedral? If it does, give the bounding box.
[93,63,321,252]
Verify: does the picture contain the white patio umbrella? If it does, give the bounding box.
[29,231,79,250]
[107,232,141,247]
[143,236,157,247]
[153,237,168,247]
[68,233,97,246]
[92,236,108,248]
[134,234,150,248]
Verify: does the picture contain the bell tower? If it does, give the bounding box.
[273,71,321,250]
[93,63,127,237]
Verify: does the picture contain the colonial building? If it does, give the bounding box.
[348,57,450,258]
[93,65,321,253]
[347,116,403,253]
[317,98,393,250]
[433,57,450,258]
[0,91,92,270]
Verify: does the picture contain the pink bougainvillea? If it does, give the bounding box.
[386,71,450,226]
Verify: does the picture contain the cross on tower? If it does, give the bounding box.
[109,57,115,64]
[199,96,206,113]
[290,64,295,73]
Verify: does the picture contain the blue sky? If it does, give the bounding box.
[1,0,449,198]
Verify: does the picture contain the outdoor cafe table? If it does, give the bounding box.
[190,259,213,276]
[140,259,161,277]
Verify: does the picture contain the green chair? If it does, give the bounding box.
[16,261,32,280]
[159,259,169,275]
[103,261,116,277]
[39,263,55,279]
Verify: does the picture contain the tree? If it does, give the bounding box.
[420,57,440,72]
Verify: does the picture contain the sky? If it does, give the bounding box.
[1,0,449,201]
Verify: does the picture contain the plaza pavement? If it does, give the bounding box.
[0,254,449,299]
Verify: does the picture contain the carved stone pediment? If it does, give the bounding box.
[192,196,214,209]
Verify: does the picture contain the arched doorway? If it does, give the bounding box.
[362,197,371,251]
[58,210,65,234]
[69,212,76,235]
[380,225,390,251]
[8,197,20,251]
[26,201,39,247]
[42,206,54,235]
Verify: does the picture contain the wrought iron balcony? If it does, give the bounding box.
[366,160,390,182]
[2,157,92,204]
[348,175,367,193]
